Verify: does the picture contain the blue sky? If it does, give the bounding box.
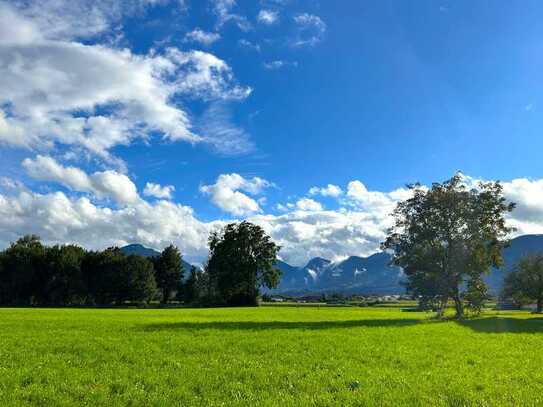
[1,0,543,265]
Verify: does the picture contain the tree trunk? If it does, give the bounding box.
[162,288,169,304]
[436,296,448,318]
[537,298,542,314]
[453,294,464,319]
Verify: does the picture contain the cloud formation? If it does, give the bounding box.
[184,28,221,45]
[292,13,326,47]
[22,155,140,205]
[2,170,543,265]
[309,184,343,197]
[200,173,272,216]
[0,2,250,164]
[258,9,279,25]
[144,183,175,200]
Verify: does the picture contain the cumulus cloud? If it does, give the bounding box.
[184,28,221,46]
[144,182,175,199]
[295,198,323,211]
[200,173,272,216]
[0,189,213,263]
[0,2,251,163]
[309,184,343,197]
[292,13,326,47]
[22,155,139,205]
[250,209,387,266]
[257,9,278,25]
[8,0,176,41]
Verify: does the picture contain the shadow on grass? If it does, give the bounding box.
[140,318,423,332]
[458,317,543,333]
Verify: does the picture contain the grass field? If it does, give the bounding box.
[1,306,543,406]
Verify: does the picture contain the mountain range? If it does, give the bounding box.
[272,234,543,295]
[121,235,543,295]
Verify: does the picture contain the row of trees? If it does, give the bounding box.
[0,236,184,306]
[0,222,282,307]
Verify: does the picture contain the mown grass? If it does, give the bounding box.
[1,306,542,406]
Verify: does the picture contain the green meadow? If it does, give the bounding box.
[1,306,542,406]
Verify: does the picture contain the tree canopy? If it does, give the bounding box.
[503,254,543,313]
[206,221,281,306]
[382,174,515,318]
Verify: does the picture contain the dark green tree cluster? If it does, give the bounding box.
[503,254,543,313]
[383,174,515,318]
[0,236,184,306]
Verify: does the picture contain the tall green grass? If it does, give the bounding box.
[0,306,542,406]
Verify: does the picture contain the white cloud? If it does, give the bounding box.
[238,39,261,52]
[257,9,278,25]
[211,0,252,31]
[200,173,272,216]
[263,60,298,70]
[292,13,326,47]
[309,184,343,197]
[250,209,387,266]
[0,189,213,263]
[4,165,543,266]
[22,155,139,205]
[184,28,221,45]
[8,0,175,41]
[296,198,323,211]
[144,182,175,199]
[0,3,251,162]
[198,103,255,155]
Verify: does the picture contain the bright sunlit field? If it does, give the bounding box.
[1,306,542,406]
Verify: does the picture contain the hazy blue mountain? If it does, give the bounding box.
[120,244,195,277]
[485,234,543,293]
[273,235,543,295]
[274,251,404,294]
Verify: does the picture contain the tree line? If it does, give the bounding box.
[0,222,281,307]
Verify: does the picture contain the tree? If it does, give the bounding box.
[81,247,126,305]
[153,245,183,303]
[382,174,515,318]
[503,254,543,313]
[180,266,200,304]
[206,221,281,306]
[0,235,46,305]
[119,255,157,304]
[44,244,86,305]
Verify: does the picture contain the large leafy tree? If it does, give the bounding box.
[44,244,86,306]
[503,254,543,313]
[206,221,281,306]
[0,235,46,305]
[153,245,183,303]
[382,174,515,318]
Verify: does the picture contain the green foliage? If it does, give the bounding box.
[206,221,281,306]
[43,244,86,305]
[383,174,515,318]
[464,277,488,316]
[503,254,543,312]
[0,236,158,306]
[153,245,183,303]
[180,266,200,304]
[1,307,543,406]
[0,235,46,305]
